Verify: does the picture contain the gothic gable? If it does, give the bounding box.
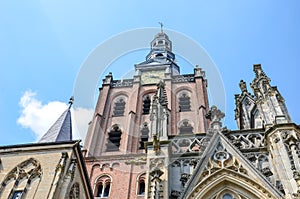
[181,132,283,199]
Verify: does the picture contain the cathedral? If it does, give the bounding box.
[0,30,299,199]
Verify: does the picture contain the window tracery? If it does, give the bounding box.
[179,120,193,135]
[106,125,122,152]
[113,97,126,116]
[0,158,42,199]
[178,92,191,112]
[142,95,151,114]
[95,175,111,198]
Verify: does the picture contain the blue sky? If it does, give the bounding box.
[0,1,299,145]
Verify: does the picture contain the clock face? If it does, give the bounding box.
[141,70,165,85]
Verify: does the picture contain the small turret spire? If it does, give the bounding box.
[38,97,73,143]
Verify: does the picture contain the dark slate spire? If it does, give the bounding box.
[38,97,73,143]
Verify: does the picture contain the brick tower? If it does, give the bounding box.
[83,30,210,198]
[83,30,300,199]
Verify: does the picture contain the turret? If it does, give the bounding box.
[235,64,291,130]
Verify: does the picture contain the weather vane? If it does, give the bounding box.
[158,22,164,33]
[69,96,74,108]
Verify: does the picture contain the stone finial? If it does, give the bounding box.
[239,80,247,93]
[103,72,113,84]
[194,66,206,78]
[253,64,263,77]
[208,106,225,130]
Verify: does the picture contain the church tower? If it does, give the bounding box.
[83,30,210,198]
[83,29,299,199]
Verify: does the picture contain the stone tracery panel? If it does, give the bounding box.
[0,158,42,198]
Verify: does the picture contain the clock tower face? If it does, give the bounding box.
[141,69,165,85]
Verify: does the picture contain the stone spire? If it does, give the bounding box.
[149,81,169,142]
[235,64,291,130]
[38,97,73,143]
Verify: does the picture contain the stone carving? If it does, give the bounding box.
[125,157,147,165]
[171,136,209,155]
[199,143,248,183]
[170,190,181,198]
[239,80,248,93]
[194,66,205,78]
[262,167,273,177]
[171,158,199,168]
[69,182,80,199]
[149,168,164,199]
[66,159,77,180]
[111,79,133,88]
[56,152,68,172]
[180,173,191,186]
[150,158,165,169]
[0,158,42,196]
[172,74,195,83]
[227,132,265,149]
[207,106,225,130]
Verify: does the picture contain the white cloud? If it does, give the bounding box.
[17,90,94,143]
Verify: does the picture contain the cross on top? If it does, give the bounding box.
[158,22,163,33]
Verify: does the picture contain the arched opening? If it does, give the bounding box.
[187,170,278,199]
[178,92,191,112]
[139,123,149,149]
[106,125,122,152]
[179,120,193,135]
[137,173,146,196]
[113,98,126,116]
[138,181,145,195]
[95,175,111,198]
[143,95,151,114]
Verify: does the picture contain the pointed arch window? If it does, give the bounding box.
[106,125,122,152]
[139,123,149,149]
[137,173,146,196]
[113,98,126,116]
[0,158,42,199]
[178,92,191,112]
[95,175,111,198]
[143,95,151,114]
[179,120,193,135]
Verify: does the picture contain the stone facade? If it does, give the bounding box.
[0,141,93,199]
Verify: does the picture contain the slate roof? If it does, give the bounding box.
[38,100,73,143]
